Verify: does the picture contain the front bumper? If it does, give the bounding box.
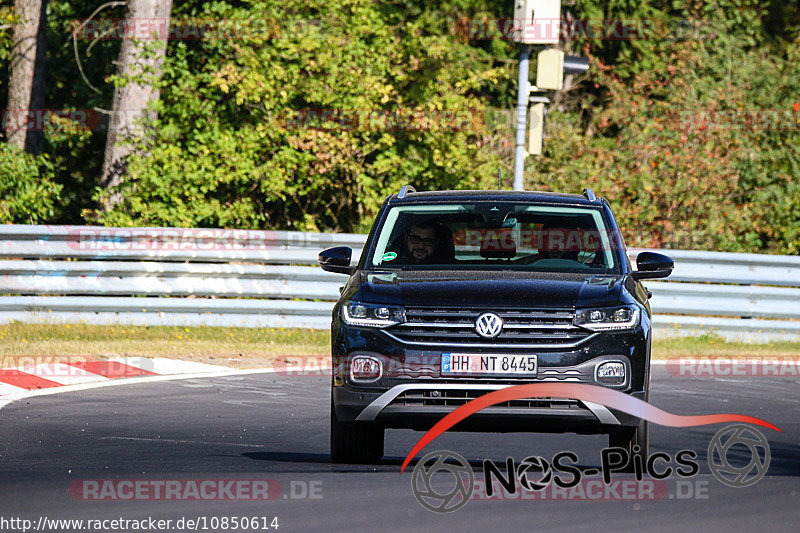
[333,383,646,432]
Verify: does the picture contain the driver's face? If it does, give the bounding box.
[405,226,438,262]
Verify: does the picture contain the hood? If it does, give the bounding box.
[349,270,623,309]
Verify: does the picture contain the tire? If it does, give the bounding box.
[608,420,648,473]
[330,397,384,464]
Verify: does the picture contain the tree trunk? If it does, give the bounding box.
[5,0,47,154]
[100,0,173,210]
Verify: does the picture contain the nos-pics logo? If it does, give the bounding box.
[411,424,771,513]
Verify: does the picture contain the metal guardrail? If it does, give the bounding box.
[1,225,798,341]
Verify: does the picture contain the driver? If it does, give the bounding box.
[402,223,440,263]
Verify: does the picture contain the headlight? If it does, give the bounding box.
[342,301,405,327]
[574,305,640,331]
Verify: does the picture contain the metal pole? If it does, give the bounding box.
[513,45,530,191]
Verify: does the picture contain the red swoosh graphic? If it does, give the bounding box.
[400,383,781,472]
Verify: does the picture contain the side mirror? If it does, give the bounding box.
[319,247,356,275]
[631,251,674,280]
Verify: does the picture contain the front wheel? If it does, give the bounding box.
[608,419,648,473]
[330,397,384,464]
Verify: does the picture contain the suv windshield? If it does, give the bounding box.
[369,202,621,274]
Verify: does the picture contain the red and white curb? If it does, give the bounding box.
[0,357,274,410]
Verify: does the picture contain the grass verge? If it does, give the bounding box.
[0,323,329,368]
[0,323,798,368]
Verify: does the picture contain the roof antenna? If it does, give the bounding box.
[498,167,502,190]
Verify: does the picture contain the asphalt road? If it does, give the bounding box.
[0,366,798,532]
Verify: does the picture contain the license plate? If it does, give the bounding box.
[441,353,537,376]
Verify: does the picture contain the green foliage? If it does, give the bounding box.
[90,0,517,231]
[0,5,16,63]
[0,144,62,223]
[0,0,797,253]
[529,5,800,254]
[0,2,124,224]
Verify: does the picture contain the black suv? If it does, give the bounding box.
[319,187,673,464]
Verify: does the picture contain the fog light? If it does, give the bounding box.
[350,356,382,382]
[596,362,625,385]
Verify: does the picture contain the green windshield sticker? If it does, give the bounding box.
[382,251,397,262]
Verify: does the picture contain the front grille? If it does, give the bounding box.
[383,307,594,348]
[390,389,583,409]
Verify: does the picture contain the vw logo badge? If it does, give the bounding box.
[475,312,503,338]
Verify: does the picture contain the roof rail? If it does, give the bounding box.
[397,185,416,199]
[582,188,597,202]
